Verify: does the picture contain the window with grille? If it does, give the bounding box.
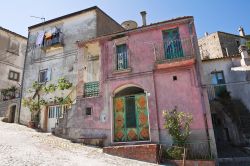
[211,71,227,97]
[84,81,99,97]
[116,44,128,70]
[48,106,61,119]
[48,105,69,119]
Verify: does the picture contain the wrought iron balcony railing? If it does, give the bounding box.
[42,32,64,49]
[154,37,196,63]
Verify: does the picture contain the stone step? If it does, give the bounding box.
[218,157,250,166]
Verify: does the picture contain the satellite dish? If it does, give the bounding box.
[121,20,138,30]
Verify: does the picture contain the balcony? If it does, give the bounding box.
[42,32,64,50]
[154,37,196,69]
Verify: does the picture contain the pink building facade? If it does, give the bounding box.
[70,16,214,150]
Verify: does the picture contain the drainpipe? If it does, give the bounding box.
[193,30,218,158]
[18,31,30,124]
[152,71,161,143]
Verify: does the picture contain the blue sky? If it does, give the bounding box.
[0,0,249,38]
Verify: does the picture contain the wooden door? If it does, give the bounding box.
[114,94,150,142]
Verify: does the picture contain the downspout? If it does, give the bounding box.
[18,31,30,124]
[192,31,218,158]
[152,63,161,142]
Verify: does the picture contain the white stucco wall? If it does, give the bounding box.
[20,10,98,125]
[202,58,250,111]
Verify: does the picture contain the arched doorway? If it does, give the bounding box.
[113,86,150,142]
[9,105,16,123]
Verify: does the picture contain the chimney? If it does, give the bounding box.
[140,11,147,26]
[239,45,250,66]
[205,32,209,37]
[238,26,245,37]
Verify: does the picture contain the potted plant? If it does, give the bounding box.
[162,107,193,161]
[8,86,17,99]
[22,98,40,128]
[1,89,8,101]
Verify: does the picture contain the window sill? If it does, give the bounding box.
[41,43,64,51]
[82,95,101,99]
[112,68,132,74]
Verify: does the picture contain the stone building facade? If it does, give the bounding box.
[19,6,124,131]
[199,31,249,110]
[55,16,216,157]
[199,31,246,60]
[0,27,27,123]
[199,31,250,147]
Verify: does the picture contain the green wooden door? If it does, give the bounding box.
[135,94,150,141]
[114,97,126,142]
[163,28,184,59]
[114,94,150,142]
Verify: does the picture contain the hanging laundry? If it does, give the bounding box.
[45,30,52,40]
[36,31,45,46]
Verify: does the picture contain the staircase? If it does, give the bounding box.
[240,115,250,144]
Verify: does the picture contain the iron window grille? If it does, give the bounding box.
[116,44,128,70]
[84,81,99,97]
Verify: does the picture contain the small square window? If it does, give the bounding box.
[39,69,48,83]
[173,76,177,81]
[86,107,92,116]
[8,70,20,82]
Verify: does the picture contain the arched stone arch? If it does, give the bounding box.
[112,83,145,96]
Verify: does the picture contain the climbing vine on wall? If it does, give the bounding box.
[22,77,73,125]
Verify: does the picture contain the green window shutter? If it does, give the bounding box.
[84,81,99,97]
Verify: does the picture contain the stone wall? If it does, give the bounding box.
[167,160,215,166]
[0,98,20,123]
[103,144,160,163]
[199,32,223,59]
[96,8,124,36]
[198,32,246,60]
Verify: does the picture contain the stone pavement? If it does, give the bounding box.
[0,118,157,166]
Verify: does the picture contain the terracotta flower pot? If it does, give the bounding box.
[28,121,36,129]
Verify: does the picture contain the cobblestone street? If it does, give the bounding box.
[0,119,156,166]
